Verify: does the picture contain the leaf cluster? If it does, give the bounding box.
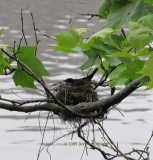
[50,0,153,90]
[0,39,49,89]
[0,0,153,91]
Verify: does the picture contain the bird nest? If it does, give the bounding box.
[54,81,98,105]
[53,80,98,121]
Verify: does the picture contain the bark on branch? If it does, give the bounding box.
[0,76,144,117]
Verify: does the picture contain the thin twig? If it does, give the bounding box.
[21,9,28,45]
[24,112,31,122]
[46,147,52,160]
[138,131,153,160]
[121,28,126,38]
[68,11,72,24]
[36,29,56,40]
[38,111,43,135]
[0,97,21,105]
[41,129,77,154]
[37,112,50,160]
[30,12,40,55]
[77,121,111,159]
[97,122,134,160]
[94,54,109,90]
[0,67,16,75]
[79,13,107,20]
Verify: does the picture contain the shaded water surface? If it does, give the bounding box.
[0,0,153,160]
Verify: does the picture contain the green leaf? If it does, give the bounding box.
[81,33,123,54]
[91,38,113,57]
[108,56,131,66]
[76,28,87,35]
[109,64,130,87]
[109,64,128,79]
[140,53,153,89]
[0,46,16,64]
[0,45,15,74]
[51,26,80,53]
[144,0,153,4]
[51,46,77,53]
[137,48,150,56]
[88,28,118,42]
[130,58,145,72]
[81,49,98,70]
[102,0,133,29]
[92,34,125,53]
[13,46,50,89]
[90,36,121,56]
[139,76,151,87]
[55,26,79,48]
[84,34,133,67]
[5,46,15,64]
[98,0,111,17]
[103,34,125,49]
[0,49,14,68]
[129,0,153,21]
[102,0,153,29]
[0,28,4,37]
[81,58,97,70]
[110,78,129,88]
[13,67,37,89]
[109,57,144,87]
[128,14,153,49]
[128,0,139,1]
[0,66,4,74]
[112,50,133,58]
[17,46,49,77]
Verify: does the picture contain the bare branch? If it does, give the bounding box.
[0,75,145,119]
[30,12,40,56]
[79,13,107,20]
[0,97,21,105]
[37,112,50,160]
[36,29,57,41]
[21,9,28,45]
[97,122,132,160]
[77,121,111,159]
[121,28,126,38]
[0,67,16,75]
[138,131,153,160]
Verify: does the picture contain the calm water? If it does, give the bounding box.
[0,0,153,160]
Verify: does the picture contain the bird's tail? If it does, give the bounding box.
[82,68,98,81]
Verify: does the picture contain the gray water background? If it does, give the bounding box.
[0,0,153,160]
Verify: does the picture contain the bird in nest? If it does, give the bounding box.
[64,68,98,86]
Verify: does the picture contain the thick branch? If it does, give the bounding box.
[0,102,63,113]
[74,76,145,114]
[0,76,145,117]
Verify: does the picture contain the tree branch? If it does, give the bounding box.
[74,76,145,115]
[21,9,28,46]
[0,76,145,118]
[77,121,110,159]
[79,13,107,20]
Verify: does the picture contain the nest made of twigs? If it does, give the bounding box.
[53,80,98,121]
[54,81,98,105]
